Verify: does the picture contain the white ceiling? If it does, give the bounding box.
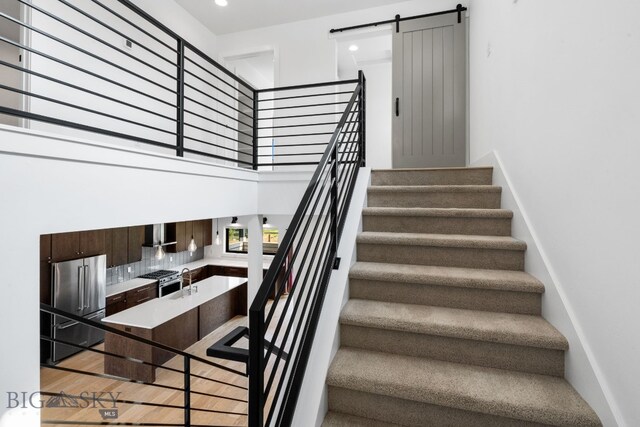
[174,0,408,35]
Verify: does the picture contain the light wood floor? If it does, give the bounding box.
[40,295,291,426]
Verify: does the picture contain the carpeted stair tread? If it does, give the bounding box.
[373,166,493,172]
[349,262,544,293]
[368,184,502,193]
[357,232,527,251]
[322,411,401,427]
[327,348,601,426]
[363,207,513,218]
[341,299,567,350]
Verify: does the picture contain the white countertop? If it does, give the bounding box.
[106,278,157,298]
[105,257,273,297]
[102,275,246,329]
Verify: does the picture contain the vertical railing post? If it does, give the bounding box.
[249,309,265,426]
[252,90,259,170]
[184,356,191,427]
[358,70,366,166]
[330,141,339,266]
[176,39,185,157]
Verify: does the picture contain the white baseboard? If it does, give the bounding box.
[473,151,620,427]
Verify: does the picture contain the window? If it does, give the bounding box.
[226,228,279,255]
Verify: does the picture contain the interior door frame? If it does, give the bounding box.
[391,12,467,168]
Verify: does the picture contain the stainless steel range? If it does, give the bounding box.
[139,270,181,297]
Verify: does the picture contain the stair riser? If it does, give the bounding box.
[349,279,541,314]
[357,243,525,271]
[363,215,512,236]
[341,324,564,377]
[371,169,493,186]
[328,387,548,427]
[368,191,502,209]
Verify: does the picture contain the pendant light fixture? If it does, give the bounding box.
[188,235,198,253]
[154,241,165,260]
[215,218,221,245]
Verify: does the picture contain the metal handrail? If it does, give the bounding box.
[248,71,366,426]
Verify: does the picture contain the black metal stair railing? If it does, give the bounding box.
[247,72,366,426]
[39,303,248,426]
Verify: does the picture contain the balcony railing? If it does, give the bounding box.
[0,0,363,171]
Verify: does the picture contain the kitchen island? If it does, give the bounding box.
[102,275,247,382]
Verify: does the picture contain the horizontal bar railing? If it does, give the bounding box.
[254,78,359,168]
[40,303,248,426]
[0,0,365,173]
[248,70,366,426]
[0,0,255,168]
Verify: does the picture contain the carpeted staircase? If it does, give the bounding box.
[322,167,601,426]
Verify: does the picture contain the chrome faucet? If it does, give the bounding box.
[181,268,192,296]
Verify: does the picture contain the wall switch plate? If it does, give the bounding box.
[127,266,132,273]
[170,256,173,262]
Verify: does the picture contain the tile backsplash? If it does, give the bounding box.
[106,246,205,286]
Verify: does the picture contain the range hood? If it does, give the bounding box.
[143,224,177,247]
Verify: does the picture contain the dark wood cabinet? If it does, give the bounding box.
[40,234,51,262]
[127,226,145,263]
[189,267,205,284]
[79,229,105,258]
[125,283,157,309]
[199,283,247,339]
[51,230,106,261]
[224,266,248,277]
[51,232,80,262]
[104,229,113,267]
[112,227,129,267]
[177,221,187,252]
[204,219,212,246]
[167,219,212,253]
[105,283,158,317]
[106,292,127,316]
[193,220,204,248]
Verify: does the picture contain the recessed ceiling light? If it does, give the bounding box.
[348,45,359,52]
[215,0,228,6]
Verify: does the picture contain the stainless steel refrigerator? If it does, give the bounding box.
[51,254,106,363]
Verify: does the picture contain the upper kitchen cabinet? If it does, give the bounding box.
[105,227,128,268]
[112,228,129,267]
[204,219,212,246]
[127,226,145,263]
[192,220,204,248]
[166,222,186,252]
[40,234,51,262]
[51,232,80,262]
[80,229,105,258]
[51,229,105,262]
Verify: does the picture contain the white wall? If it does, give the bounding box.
[469,1,640,425]
[217,0,467,170]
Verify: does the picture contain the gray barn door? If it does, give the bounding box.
[392,13,466,168]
